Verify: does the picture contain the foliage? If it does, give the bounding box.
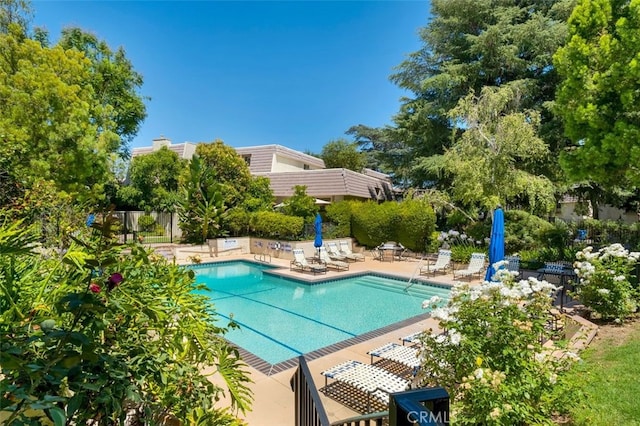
[418,270,577,425]
[573,244,640,321]
[324,201,355,238]
[436,230,487,263]
[394,199,437,252]
[538,220,573,261]
[351,202,400,247]
[554,0,640,188]
[320,138,366,172]
[504,209,554,253]
[178,155,226,244]
[426,84,556,213]
[249,211,304,240]
[57,26,147,149]
[389,0,573,187]
[195,141,252,209]
[279,185,318,223]
[137,214,156,232]
[224,209,251,237]
[0,3,146,203]
[0,213,252,424]
[119,146,185,211]
[240,176,275,213]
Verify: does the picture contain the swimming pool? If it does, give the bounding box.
[192,261,450,369]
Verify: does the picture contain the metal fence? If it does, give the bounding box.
[113,211,180,244]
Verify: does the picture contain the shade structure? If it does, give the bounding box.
[313,213,323,256]
[484,207,505,281]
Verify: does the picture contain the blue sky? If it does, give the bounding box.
[33,1,429,154]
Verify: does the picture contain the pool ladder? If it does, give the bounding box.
[254,251,272,263]
[404,257,425,292]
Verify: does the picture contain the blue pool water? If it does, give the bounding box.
[192,261,450,365]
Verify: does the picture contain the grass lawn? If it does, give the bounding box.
[566,317,640,425]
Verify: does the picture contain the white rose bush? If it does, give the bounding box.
[418,264,577,425]
[573,244,640,321]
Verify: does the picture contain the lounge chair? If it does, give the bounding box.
[326,242,347,261]
[505,255,521,279]
[318,247,349,271]
[321,360,410,412]
[339,241,365,262]
[419,249,452,276]
[290,248,327,275]
[400,331,423,346]
[453,252,486,280]
[367,342,421,370]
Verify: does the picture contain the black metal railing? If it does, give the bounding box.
[291,356,330,426]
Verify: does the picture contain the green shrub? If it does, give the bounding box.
[539,221,572,260]
[450,244,482,264]
[351,201,399,247]
[504,209,553,253]
[574,244,640,321]
[419,271,578,424]
[325,201,355,238]
[395,199,437,252]
[0,215,252,424]
[250,211,304,240]
[225,209,250,236]
[137,214,156,232]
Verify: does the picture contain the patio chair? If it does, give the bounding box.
[339,241,365,262]
[505,255,521,279]
[321,360,410,412]
[419,249,452,276]
[453,252,486,280]
[326,242,348,261]
[367,342,421,370]
[318,246,349,271]
[290,248,327,275]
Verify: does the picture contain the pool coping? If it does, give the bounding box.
[189,259,452,375]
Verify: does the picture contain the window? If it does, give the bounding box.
[242,155,251,166]
[303,164,310,170]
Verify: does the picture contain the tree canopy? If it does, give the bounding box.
[554,0,640,188]
[320,138,366,171]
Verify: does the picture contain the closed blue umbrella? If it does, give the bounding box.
[484,207,505,281]
[314,213,323,258]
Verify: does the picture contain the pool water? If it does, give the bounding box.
[192,261,450,365]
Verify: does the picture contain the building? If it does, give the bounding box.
[132,137,394,203]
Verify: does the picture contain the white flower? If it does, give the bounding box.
[597,288,610,295]
[474,368,484,380]
[448,330,461,345]
[422,295,443,309]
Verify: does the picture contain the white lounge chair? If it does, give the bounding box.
[338,241,365,262]
[453,252,486,280]
[318,247,349,271]
[290,248,327,275]
[367,342,421,370]
[321,360,410,412]
[326,242,347,261]
[419,249,452,276]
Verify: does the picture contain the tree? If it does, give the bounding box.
[0,1,147,204]
[58,27,147,153]
[554,0,640,188]
[320,138,366,171]
[426,84,555,213]
[195,140,253,208]
[179,155,226,244]
[388,0,573,187]
[280,185,318,223]
[119,146,185,211]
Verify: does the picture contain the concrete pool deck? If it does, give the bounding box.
[190,251,481,425]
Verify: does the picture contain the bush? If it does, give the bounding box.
[137,214,156,232]
[225,208,251,237]
[418,269,578,425]
[351,201,399,247]
[395,199,436,252]
[0,214,252,424]
[504,209,553,253]
[573,244,640,321]
[325,201,355,238]
[250,211,304,240]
